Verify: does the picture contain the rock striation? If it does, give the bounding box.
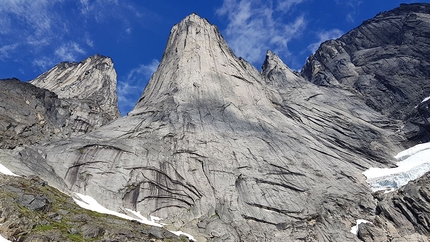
[0,78,65,149]
[31,54,121,130]
[363,172,430,241]
[0,55,120,149]
[301,3,430,145]
[3,13,405,241]
[1,3,430,242]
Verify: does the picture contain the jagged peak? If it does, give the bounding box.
[180,12,211,25]
[262,50,285,71]
[262,50,303,86]
[131,14,253,114]
[54,54,112,69]
[166,13,225,54]
[30,54,120,119]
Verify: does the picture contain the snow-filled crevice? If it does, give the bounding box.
[73,193,196,241]
[363,142,430,192]
[350,219,372,235]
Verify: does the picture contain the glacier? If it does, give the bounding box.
[363,142,430,192]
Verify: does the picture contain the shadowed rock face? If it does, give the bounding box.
[5,13,405,241]
[301,3,430,145]
[0,55,120,149]
[31,54,120,121]
[2,4,430,242]
[353,171,430,242]
[0,78,65,148]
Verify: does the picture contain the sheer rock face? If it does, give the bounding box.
[0,55,120,149]
[355,172,430,242]
[0,78,90,149]
[3,5,430,242]
[8,13,405,242]
[301,3,430,144]
[31,54,120,127]
[0,78,65,148]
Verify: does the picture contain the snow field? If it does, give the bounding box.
[363,142,430,192]
[73,193,196,241]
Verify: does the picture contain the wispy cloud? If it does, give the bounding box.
[216,0,307,65]
[0,44,18,60]
[0,0,140,67]
[307,29,343,53]
[127,59,159,80]
[85,34,94,48]
[118,59,159,114]
[334,0,363,23]
[277,0,306,12]
[32,57,55,70]
[55,42,87,62]
[0,0,61,36]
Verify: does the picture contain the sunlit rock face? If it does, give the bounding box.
[31,54,121,129]
[302,3,430,145]
[9,13,401,241]
[2,3,430,242]
[0,55,120,149]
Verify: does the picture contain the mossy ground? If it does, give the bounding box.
[0,175,188,242]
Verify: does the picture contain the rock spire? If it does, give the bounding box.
[31,54,120,120]
[2,5,430,241]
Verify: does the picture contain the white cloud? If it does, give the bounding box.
[127,59,159,80]
[55,42,86,61]
[0,0,61,37]
[277,0,306,12]
[117,81,140,109]
[118,59,160,114]
[32,57,55,70]
[85,33,94,47]
[79,0,120,22]
[216,0,307,64]
[307,29,343,53]
[0,44,18,60]
[0,15,12,35]
[334,0,363,23]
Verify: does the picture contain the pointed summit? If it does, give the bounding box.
[131,13,267,115]
[31,54,120,120]
[262,50,305,87]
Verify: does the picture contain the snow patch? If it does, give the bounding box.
[170,230,196,241]
[0,234,11,242]
[363,142,430,192]
[73,193,163,227]
[124,209,164,227]
[0,163,18,177]
[73,193,196,241]
[350,219,372,235]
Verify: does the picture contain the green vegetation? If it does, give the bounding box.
[34,224,54,232]
[0,175,187,241]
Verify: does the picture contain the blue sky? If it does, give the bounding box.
[0,0,428,115]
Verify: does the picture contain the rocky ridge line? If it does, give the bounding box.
[1,4,430,242]
[0,55,121,149]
